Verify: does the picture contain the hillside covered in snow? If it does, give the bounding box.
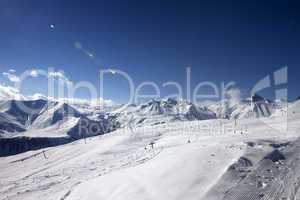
[1,84,300,200]
[0,97,299,200]
[0,91,290,156]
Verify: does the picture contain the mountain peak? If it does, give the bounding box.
[164,98,178,105]
[251,94,265,102]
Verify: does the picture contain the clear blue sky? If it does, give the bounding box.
[0,0,299,103]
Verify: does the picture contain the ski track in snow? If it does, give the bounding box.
[0,128,165,200]
[0,112,300,200]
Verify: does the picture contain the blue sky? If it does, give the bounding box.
[0,0,299,103]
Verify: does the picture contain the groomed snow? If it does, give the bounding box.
[1,107,300,200]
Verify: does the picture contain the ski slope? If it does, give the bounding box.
[1,105,300,200]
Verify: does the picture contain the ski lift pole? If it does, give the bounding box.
[234,117,237,134]
[42,150,47,159]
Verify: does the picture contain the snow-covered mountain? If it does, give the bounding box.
[111,98,217,127]
[206,94,276,120]
[0,98,121,155]
[3,99,50,126]
[1,98,300,200]
[1,93,300,199]
[0,92,290,131]
[0,112,25,136]
[30,102,82,129]
[0,99,119,139]
[0,93,292,156]
[0,94,286,138]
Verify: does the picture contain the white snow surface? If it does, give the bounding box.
[1,102,300,200]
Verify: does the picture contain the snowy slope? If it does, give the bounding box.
[30,102,82,129]
[3,99,50,126]
[0,103,299,200]
[0,112,25,136]
[0,94,288,155]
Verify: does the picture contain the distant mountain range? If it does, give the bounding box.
[0,94,287,138]
[0,83,294,156]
